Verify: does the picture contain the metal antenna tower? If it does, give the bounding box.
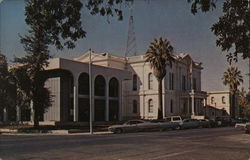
[125,7,137,57]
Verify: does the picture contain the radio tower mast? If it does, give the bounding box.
[125,7,137,57]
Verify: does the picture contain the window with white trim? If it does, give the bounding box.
[148,73,153,90]
[148,99,153,113]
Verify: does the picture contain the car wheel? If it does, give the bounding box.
[175,126,181,130]
[114,128,123,134]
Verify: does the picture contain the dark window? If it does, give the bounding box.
[170,99,173,113]
[94,75,106,96]
[193,78,197,90]
[148,73,153,90]
[133,100,137,113]
[182,75,186,91]
[128,120,143,125]
[222,96,226,104]
[169,73,174,90]
[133,74,137,91]
[173,117,180,121]
[211,97,214,104]
[109,78,119,97]
[148,99,153,113]
[78,73,89,95]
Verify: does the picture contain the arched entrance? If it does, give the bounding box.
[78,72,89,122]
[109,77,119,121]
[94,75,106,121]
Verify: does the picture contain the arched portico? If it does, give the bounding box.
[78,72,89,122]
[94,75,106,121]
[109,77,119,121]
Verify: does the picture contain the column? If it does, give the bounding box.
[187,97,190,115]
[73,75,79,122]
[105,82,109,121]
[3,107,8,122]
[119,81,123,121]
[30,101,34,122]
[191,90,195,116]
[16,105,21,122]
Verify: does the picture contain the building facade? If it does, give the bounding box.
[205,91,239,119]
[1,51,207,123]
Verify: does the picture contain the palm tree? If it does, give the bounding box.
[222,66,243,118]
[145,37,175,119]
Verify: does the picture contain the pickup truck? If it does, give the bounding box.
[235,122,250,134]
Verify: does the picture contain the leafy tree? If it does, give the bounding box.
[211,0,250,63]
[14,0,86,127]
[0,53,16,121]
[145,37,175,119]
[0,53,9,121]
[222,66,243,118]
[18,0,248,63]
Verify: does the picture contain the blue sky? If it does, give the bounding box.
[0,0,248,91]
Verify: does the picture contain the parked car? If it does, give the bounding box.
[165,116,183,124]
[215,116,231,126]
[108,120,159,133]
[159,121,181,130]
[181,119,200,129]
[231,118,249,126]
[208,119,217,128]
[198,119,211,128]
[235,122,250,134]
[246,123,250,134]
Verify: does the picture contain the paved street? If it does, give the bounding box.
[0,127,249,160]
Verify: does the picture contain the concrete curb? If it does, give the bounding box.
[0,128,112,135]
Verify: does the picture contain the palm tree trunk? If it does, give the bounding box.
[158,79,163,120]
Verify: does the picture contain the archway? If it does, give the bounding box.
[78,72,89,122]
[94,75,106,121]
[109,77,119,121]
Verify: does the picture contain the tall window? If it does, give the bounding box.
[182,75,186,91]
[148,73,153,90]
[169,73,174,90]
[211,97,214,104]
[170,99,173,113]
[148,99,153,113]
[133,100,137,113]
[222,96,226,104]
[133,74,137,91]
[193,78,197,90]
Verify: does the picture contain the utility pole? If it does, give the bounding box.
[89,49,93,134]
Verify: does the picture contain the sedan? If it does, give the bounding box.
[198,119,211,128]
[108,120,159,133]
[181,119,200,129]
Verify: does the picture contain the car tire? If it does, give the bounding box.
[175,126,181,130]
[114,128,123,134]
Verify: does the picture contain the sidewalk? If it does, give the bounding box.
[0,128,112,135]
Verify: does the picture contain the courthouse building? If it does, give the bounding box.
[1,51,207,123]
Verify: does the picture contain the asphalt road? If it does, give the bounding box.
[0,127,249,160]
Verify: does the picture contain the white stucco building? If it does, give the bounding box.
[1,51,207,123]
[205,91,239,119]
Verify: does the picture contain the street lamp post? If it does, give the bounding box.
[89,49,93,134]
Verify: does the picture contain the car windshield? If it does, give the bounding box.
[125,120,144,125]
[173,117,180,121]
